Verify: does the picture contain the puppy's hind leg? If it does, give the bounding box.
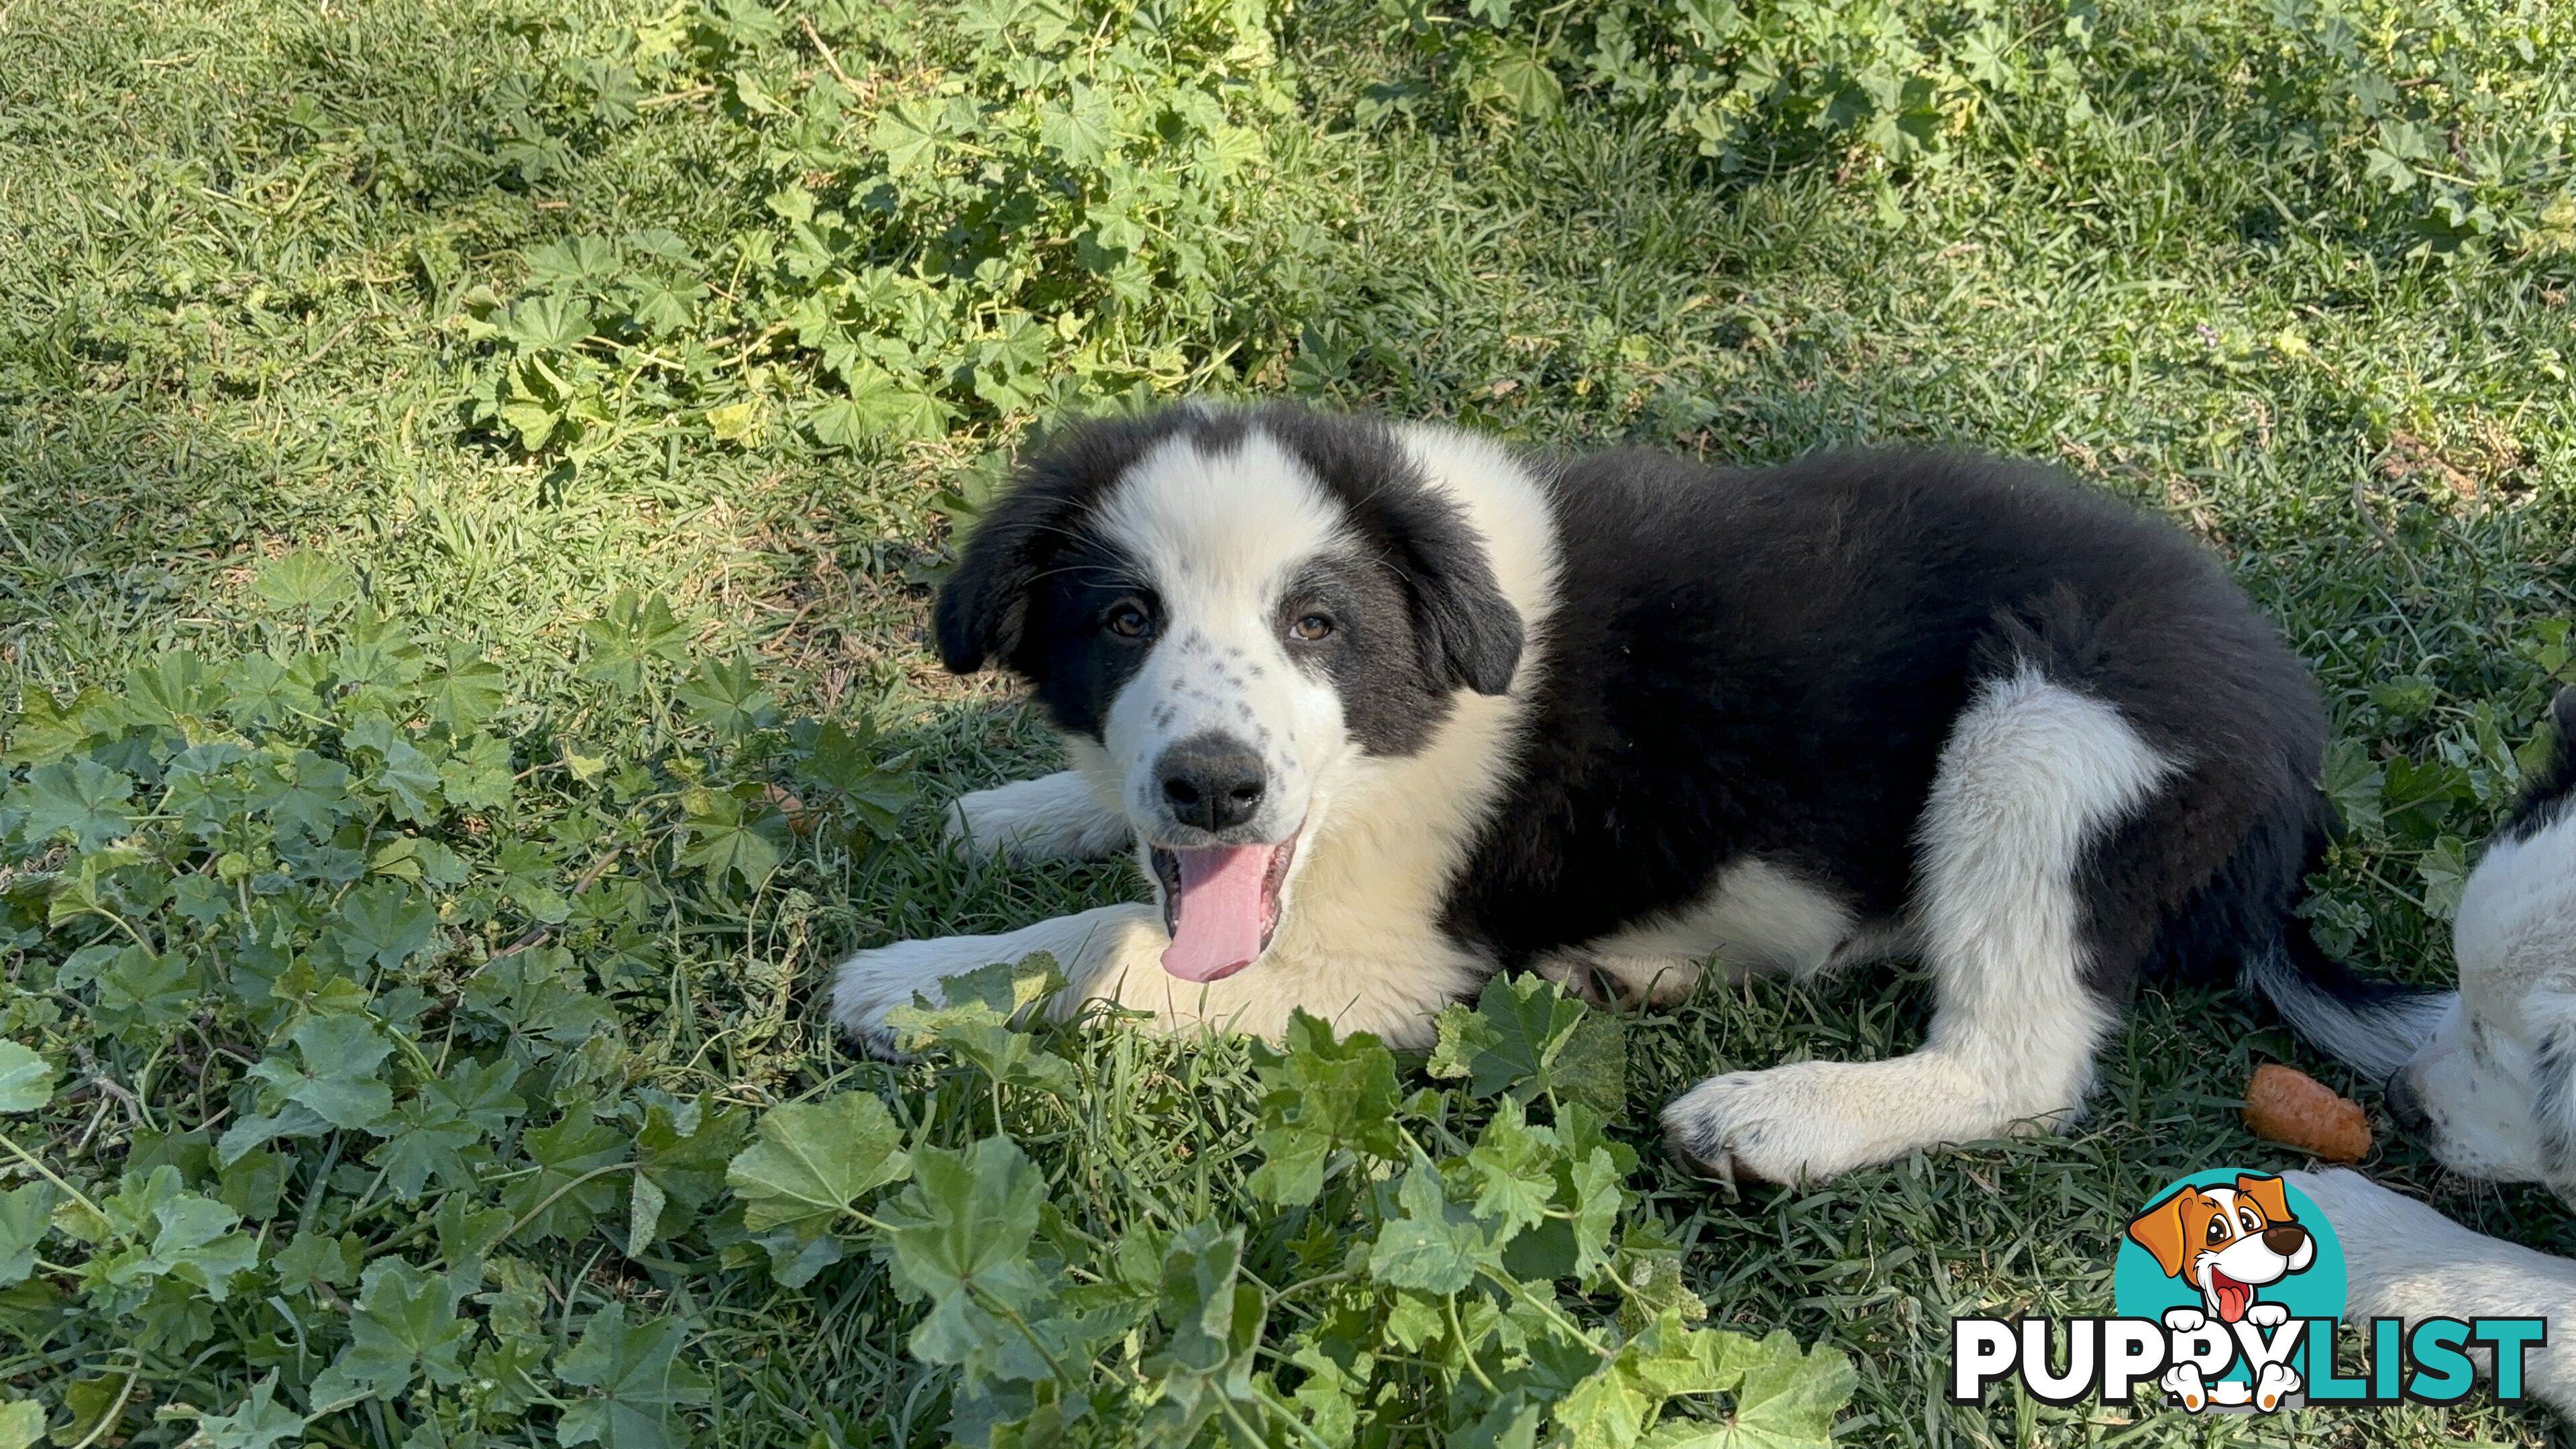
[947,769,1130,864]
[1664,665,2176,1183]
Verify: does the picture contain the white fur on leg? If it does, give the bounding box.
[2286,1169,2575,1413]
[945,770,1132,864]
[831,898,1479,1055]
[831,904,1167,1052]
[1662,666,2175,1183]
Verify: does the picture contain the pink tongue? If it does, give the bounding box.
[2215,1276,2251,1323]
[1162,845,1275,983]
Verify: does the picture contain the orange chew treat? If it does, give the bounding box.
[2242,1062,2371,1163]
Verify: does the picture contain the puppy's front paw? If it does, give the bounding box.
[1660,1061,1898,1185]
[830,937,982,1055]
[946,773,1126,864]
[2161,1307,2208,1334]
[2245,1301,2288,1330]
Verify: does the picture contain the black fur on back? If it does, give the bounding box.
[1440,446,2331,1002]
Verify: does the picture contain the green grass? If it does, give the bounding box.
[4,0,2575,1445]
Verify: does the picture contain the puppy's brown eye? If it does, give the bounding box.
[2206,1218,2229,1244]
[2239,1209,2261,1232]
[1106,606,1149,639]
[1290,614,1333,642]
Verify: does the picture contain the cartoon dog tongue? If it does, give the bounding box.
[2211,1272,2253,1323]
[1162,845,1274,983]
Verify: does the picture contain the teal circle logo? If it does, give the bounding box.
[2112,1169,2345,1385]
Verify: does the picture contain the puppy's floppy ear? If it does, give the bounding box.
[1401,503,1523,696]
[1248,404,1525,696]
[933,412,1191,675]
[2235,1174,2294,1225]
[2127,1188,2202,1279]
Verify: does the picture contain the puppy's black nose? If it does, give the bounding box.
[2261,1222,2308,1256]
[2384,1069,2430,1134]
[1159,735,1266,832]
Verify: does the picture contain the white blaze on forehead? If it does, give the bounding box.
[1092,431,1352,603]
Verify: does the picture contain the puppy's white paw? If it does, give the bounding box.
[1661,1060,1912,1184]
[2253,1362,2302,1411]
[946,773,1127,865]
[2245,1301,2288,1330]
[830,936,996,1054]
[2161,1307,2207,1334]
[2160,1364,2206,1412]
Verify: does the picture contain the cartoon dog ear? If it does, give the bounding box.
[2126,1188,2201,1278]
[933,411,1198,676]
[2234,1173,2294,1225]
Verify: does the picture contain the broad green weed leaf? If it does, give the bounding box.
[0,688,91,766]
[0,1042,54,1114]
[7,759,135,849]
[330,880,438,971]
[195,1376,303,1449]
[630,1095,745,1248]
[884,957,1075,1096]
[879,1136,1051,1373]
[424,647,506,729]
[0,1401,38,1449]
[557,1303,712,1449]
[309,1259,472,1409]
[251,551,355,615]
[0,1183,55,1285]
[1038,83,1114,166]
[1140,1222,1262,1446]
[504,1114,631,1243]
[2420,834,2470,921]
[501,292,592,350]
[675,652,777,735]
[872,97,946,174]
[727,1090,910,1240]
[1430,973,1597,1104]
[250,1015,396,1130]
[581,590,690,693]
[1368,1162,1483,1295]
[676,787,784,888]
[1246,1011,1403,1205]
[439,733,515,810]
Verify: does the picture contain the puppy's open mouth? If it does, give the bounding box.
[1152,830,1299,983]
[2210,1270,2253,1323]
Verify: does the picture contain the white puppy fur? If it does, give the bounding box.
[2390,801,2576,1197]
[2287,1167,2574,1413]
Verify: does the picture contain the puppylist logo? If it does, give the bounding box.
[1950,1170,2549,1413]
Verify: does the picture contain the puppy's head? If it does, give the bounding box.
[2388,688,2576,1205]
[935,402,1525,983]
[2125,1175,2315,1323]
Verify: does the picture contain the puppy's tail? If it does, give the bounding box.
[2241,923,2452,1081]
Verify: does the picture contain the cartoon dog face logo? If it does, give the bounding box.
[2124,1173,2316,1324]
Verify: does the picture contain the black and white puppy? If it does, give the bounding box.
[834,401,2370,1185]
[2279,689,2576,1415]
